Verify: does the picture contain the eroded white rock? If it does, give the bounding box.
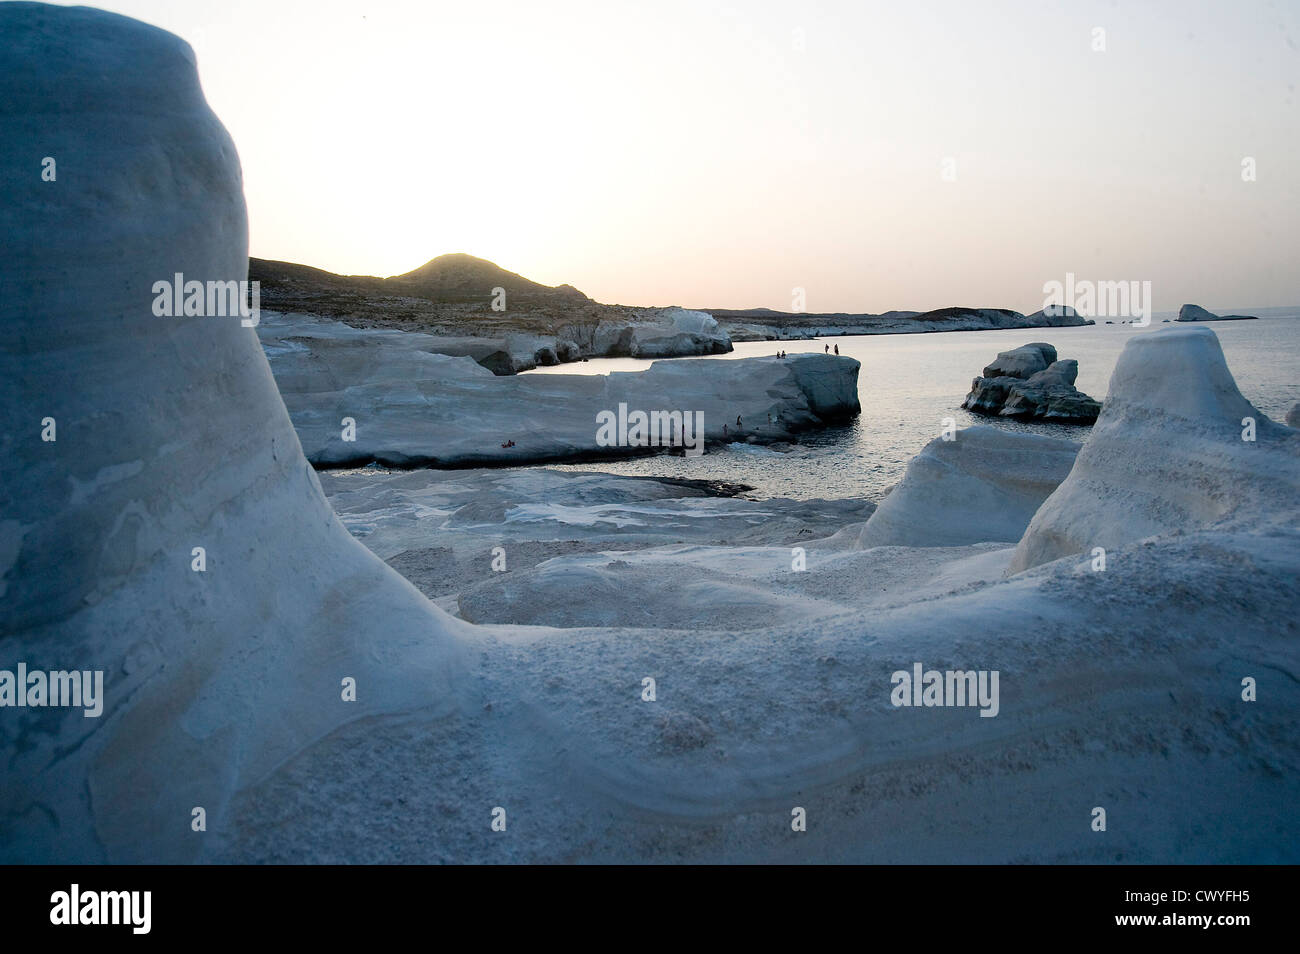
[0,4,469,863]
[258,309,861,466]
[1008,325,1300,573]
[859,427,1080,548]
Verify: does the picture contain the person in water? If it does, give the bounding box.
[736,415,742,427]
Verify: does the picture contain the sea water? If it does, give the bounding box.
[524,310,1300,501]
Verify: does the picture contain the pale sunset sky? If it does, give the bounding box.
[57,0,1300,313]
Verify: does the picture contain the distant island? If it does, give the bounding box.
[704,304,1094,341]
[1177,303,1259,322]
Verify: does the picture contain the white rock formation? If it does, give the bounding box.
[386,308,733,374]
[395,333,526,374]
[0,4,468,863]
[589,307,731,359]
[998,360,1102,422]
[394,309,731,374]
[1008,325,1300,573]
[858,427,1080,548]
[983,342,1057,379]
[962,344,1101,423]
[299,455,1299,864]
[258,309,860,466]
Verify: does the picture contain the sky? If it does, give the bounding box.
[57,0,1300,313]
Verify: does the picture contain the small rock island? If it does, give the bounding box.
[961,342,1102,423]
[1177,303,1258,322]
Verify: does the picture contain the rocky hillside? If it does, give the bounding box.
[249,253,731,372]
[389,252,588,300]
[250,252,599,325]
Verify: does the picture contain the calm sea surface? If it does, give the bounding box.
[523,311,1300,501]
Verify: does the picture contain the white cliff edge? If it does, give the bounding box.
[0,4,470,863]
[259,309,860,466]
[1008,325,1299,573]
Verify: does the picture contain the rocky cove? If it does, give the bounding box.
[3,3,1298,871]
[258,308,862,467]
